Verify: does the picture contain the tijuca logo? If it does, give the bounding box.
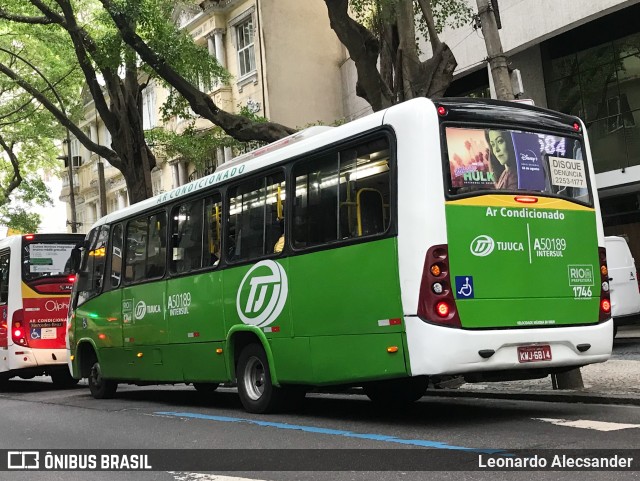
[236,260,288,328]
[470,235,495,257]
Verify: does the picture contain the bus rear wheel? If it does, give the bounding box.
[51,369,80,388]
[364,376,428,406]
[88,361,117,399]
[237,344,286,414]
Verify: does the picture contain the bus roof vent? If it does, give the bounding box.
[219,126,334,170]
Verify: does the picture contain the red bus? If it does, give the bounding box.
[0,234,84,386]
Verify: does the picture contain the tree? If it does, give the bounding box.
[323,0,473,112]
[0,33,62,233]
[0,0,294,204]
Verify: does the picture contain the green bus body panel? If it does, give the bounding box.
[122,282,167,345]
[446,203,600,328]
[166,270,225,343]
[287,239,403,337]
[71,238,407,385]
[97,343,227,382]
[310,333,407,384]
[269,337,312,382]
[74,289,123,348]
[456,298,599,328]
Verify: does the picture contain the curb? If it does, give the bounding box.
[423,388,640,406]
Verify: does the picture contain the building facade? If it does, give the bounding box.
[60,0,345,233]
[433,0,640,260]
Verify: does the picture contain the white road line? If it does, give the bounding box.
[534,418,640,431]
[168,473,267,481]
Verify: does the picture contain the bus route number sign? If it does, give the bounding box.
[517,345,552,363]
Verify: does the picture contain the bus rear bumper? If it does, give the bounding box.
[11,348,68,370]
[405,316,613,377]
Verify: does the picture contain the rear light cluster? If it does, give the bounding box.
[417,245,461,328]
[598,247,611,322]
[11,308,29,347]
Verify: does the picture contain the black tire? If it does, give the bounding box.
[51,369,80,388]
[88,361,117,399]
[193,382,220,395]
[364,376,428,406]
[237,344,286,414]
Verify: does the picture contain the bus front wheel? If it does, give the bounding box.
[237,344,285,414]
[88,361,117,399]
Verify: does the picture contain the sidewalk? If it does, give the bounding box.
[425,331,640,406]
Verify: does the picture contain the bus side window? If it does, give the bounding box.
[227,173,285,262]
[171,200,204,274]
[292,138,390,248]
[146,212,167,278]
[108,224,124,289]
[338,139,391,239]
[76,226,109,306]
[292,153,338,248]
[0,252,10,305]
[204,194,222,266]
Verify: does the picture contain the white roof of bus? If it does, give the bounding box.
[91,98,435,229]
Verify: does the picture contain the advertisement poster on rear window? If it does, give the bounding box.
[445,127,590,202]
[28,243,75,274]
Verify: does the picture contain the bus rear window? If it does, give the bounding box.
[444,126,592,204]
[23,242,79,282]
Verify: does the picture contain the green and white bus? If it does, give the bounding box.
[68,98,612,413]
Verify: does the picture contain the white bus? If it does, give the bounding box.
[0,233,84,387]
[69,98,612,413]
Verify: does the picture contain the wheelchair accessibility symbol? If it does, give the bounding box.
[30,328,40,339]
[455,276,474,299]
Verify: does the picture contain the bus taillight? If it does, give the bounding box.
[435,301,450,317]
[11,309,28,346]
[598,247,611,323]
[417,245,461,328]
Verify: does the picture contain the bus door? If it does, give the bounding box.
[92,224,125,354]
[74,227,118,362]
[121,212,168,380]
[166,195,226,382]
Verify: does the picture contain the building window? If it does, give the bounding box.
[236,18,255,78]
[544,26,640,174]
[69,138,83,168]
[142,86,157,130]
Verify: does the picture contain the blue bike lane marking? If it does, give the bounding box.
[154,411,508,454]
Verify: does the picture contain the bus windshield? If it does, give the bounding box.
[445,126,592,205]
[22,241,80,282]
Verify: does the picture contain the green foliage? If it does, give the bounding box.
[0,206,43,234]
[0,10,76,228]
[350,0,473,40]
[146,125,226,169]
[149,103,272,168]
[108,0,230,120]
